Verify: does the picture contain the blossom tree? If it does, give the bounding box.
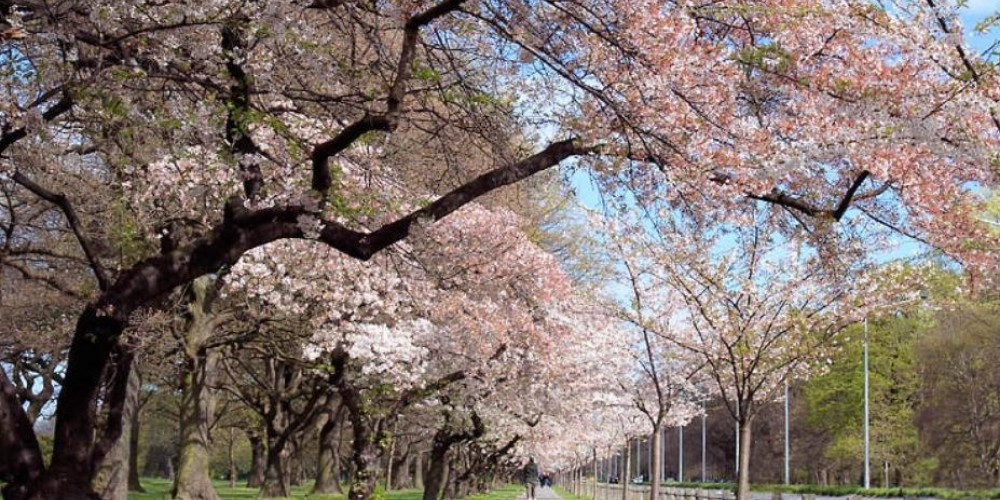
[607,204,885,500]
[614,256,705,500]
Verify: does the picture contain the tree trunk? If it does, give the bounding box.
[25,307,125,500]
[228,428,237,489]
[92,355,141,500]
[247,431,266,488]
[128,401,144,493]
[393,452,413,489]
[347,422,382,500]
[413,452,424,490]
[0,367,45,500]
[287,440,302,487]
[260,439,290,498]
[649,427,661,500]
[172,277,222,500]
[593,451,599,500]
[621,440,629,500]
[313,411,344,494]
[385,428,396,491]
[423,441,450,500]
[736,419,753,500]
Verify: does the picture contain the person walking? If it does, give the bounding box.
[522,457,541,500]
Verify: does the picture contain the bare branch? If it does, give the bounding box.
[11,171,110,290]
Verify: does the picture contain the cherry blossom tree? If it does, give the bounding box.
[605,204,885,500]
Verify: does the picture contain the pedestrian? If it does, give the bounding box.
[523,456,540,500]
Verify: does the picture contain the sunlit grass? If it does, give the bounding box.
[128,478,521,500]
[129,478,388,500]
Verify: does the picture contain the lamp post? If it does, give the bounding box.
[864,316,870,490]
[784,379,790,485]
[701,406,706,482]
[678,425,684,482]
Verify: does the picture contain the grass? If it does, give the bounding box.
[128,478,401,500]
[554,485,587,500]
[128,479,523,500]
[465,484,524,500]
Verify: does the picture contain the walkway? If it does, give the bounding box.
[518,485,563,500]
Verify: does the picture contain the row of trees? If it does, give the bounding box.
[1,1,999,500]
[574,285,1000,493]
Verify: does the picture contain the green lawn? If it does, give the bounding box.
[128,479,523,500]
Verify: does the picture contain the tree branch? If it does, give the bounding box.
[0,93,73,154]
[743,170,871,221]
[11,171,110,290]
[311,0,468,194]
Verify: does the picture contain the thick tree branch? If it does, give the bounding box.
[89,347,135,468]
[311,0,468,193]
[0,367,44,498]
[0,94,72,155]
[346,138,589,257]
[742,170,871,221]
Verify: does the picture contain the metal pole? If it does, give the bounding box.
[678,425,684,482]
[864,316,870,489]
[701,409,707,482]
[784,379,790,485]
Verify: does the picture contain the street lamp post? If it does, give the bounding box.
[678,425,684,482]
[784,379,790,485]
[864,316,870,490]
[701,407,707,482]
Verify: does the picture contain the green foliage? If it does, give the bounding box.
[736,44,794,73]
[111,196,153,266]
[373,484,388,500]
[803,311,927,484]
[412,64,442,84]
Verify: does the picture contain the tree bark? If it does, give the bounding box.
[347,420,382,500]
[247,431,266,488]
[128,398,144,493]
[172,277,222,500]
[228,428,237,489]
[26,308,125,500]
[287,440,302,487]
[313,405,344,494]
[0,367,44,500]
[413,452,424,490]
[385,426,397,491]
[650,428,661,500]
[736,419,753,500]
[393,452,413,489]
[260,441,290,498]
[423,439,450,500]
[92,354,141,500]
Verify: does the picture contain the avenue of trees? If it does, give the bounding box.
[1,1,999,500]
